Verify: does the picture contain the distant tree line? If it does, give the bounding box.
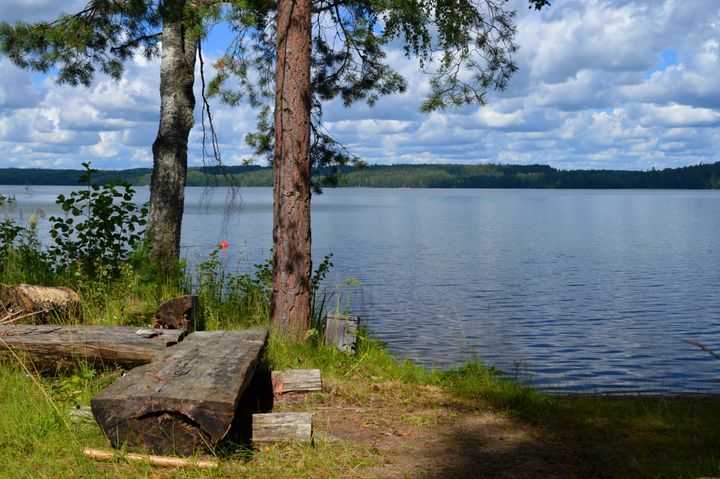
[1,162,719,189]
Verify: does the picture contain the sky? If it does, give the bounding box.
[0,0,719,171]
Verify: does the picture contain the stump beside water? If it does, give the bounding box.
[324,314,360,354]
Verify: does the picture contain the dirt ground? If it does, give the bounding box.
[274,380,578,478]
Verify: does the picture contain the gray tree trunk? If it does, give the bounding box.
[145,0,198,273]
[271,0,313,339]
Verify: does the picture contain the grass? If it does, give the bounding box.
[260,335,720,478]
[0,247,719,477]
[1,332,720,478]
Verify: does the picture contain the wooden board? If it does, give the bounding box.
[91,328,269,456]
[252,413,313,444]
[271,369,322,394]
[0,324,184,369]
[324,314,360,354]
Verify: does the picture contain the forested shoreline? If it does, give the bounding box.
[1,162,719,189]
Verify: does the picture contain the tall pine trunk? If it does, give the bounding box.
[145,0,197,273]
[271,0,313,338]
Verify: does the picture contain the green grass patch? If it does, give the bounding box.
[532,395,720,478]
[2,331,720,477]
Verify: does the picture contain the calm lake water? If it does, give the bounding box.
[2,185,719,394]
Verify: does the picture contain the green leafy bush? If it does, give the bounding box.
[47,162,147,278]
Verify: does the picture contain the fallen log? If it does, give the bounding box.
[91,328,269,456]
[1,284,81,324]
[271,369,322,394]
[0,324,184,369]
[252,413,313,444]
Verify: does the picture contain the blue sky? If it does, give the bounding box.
[1,0,719,171]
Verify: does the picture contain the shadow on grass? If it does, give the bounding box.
[421,394,720,479]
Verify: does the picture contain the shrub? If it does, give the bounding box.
[46,162,147,278]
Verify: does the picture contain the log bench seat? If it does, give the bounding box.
[91,328,269,455]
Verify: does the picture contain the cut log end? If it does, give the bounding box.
[100,411,211,457]
[271,369,322,395]
[324,314,360,354]
[1,284,81,324]
[152,295,197,332]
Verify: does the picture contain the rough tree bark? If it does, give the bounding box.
[271,0,313,339]
[145,0,198,273]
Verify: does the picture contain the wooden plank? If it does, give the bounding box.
[252,413,313,444]
[271,369,322,394]
[324,314,360,354]
[0,324,184,369]
[91,328,269,456]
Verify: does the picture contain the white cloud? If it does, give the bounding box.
[474,106,524,129]
[0,0,719,170]
[329,118,413,135]
[620,39,720,108]
[0,60,42,110]
[638,103,720,128]
[81,131,123,158]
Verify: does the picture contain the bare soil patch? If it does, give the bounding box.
[273,378,579,478]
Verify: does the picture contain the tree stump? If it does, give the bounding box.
[91,328,269,456]
[324,314,360,354]
[1,284,81,324]
[152,295,197,332]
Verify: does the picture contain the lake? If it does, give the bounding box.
[2,185,719,393]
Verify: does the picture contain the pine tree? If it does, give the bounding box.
[211,0,551,338]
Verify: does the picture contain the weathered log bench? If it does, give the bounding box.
[1,322,318,454]
[91,328,268,455]
[0,324,184,369]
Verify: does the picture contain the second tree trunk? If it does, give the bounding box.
[145,1,198,273]
[271,0,313,339]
